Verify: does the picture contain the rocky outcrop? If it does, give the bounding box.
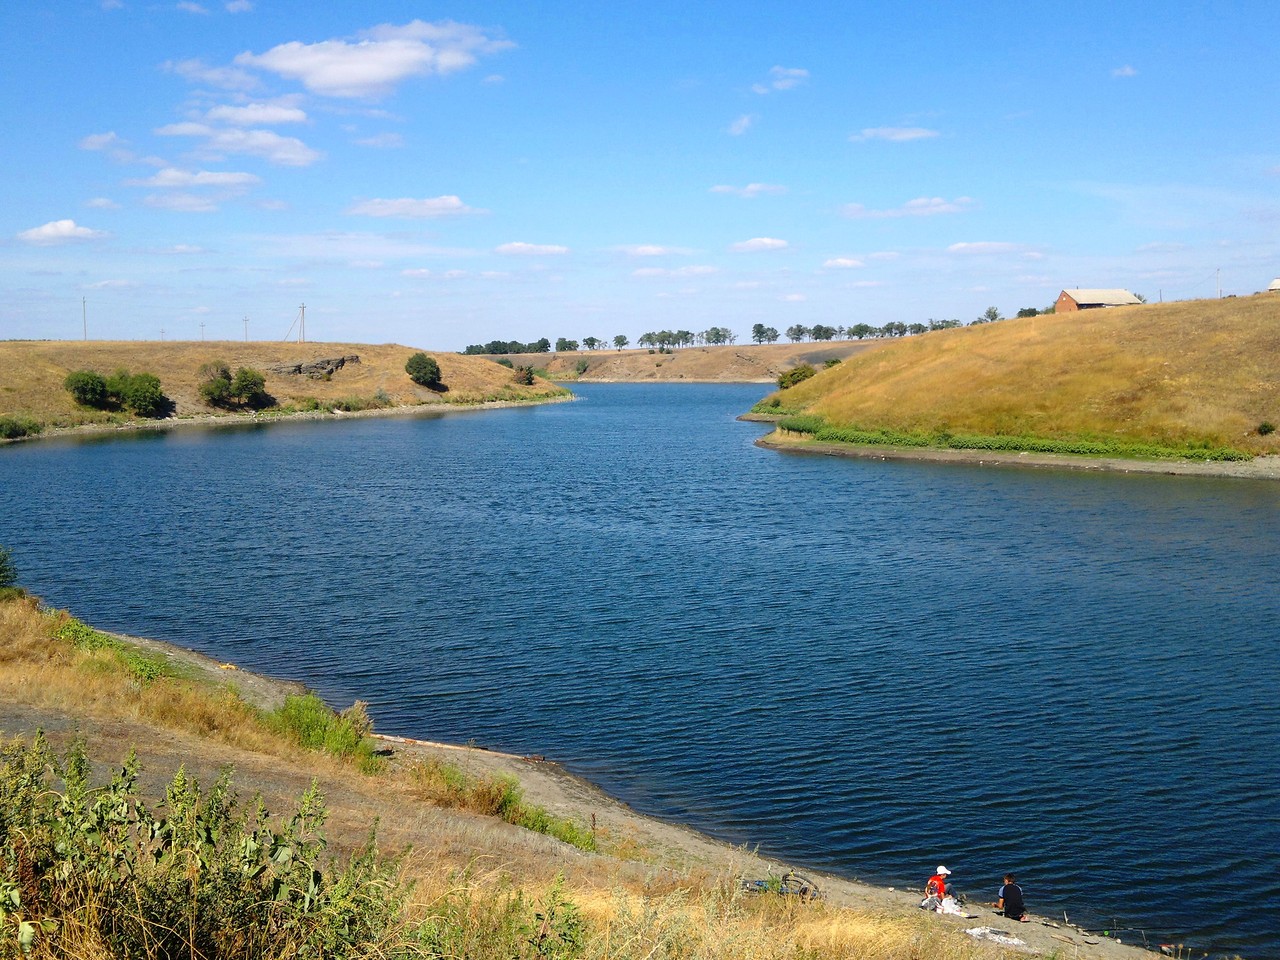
[269,355,361,378]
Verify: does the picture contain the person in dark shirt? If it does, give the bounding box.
[993,873,1027,921]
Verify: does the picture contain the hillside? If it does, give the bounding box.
[497,340,878,383]
[754,294,1280,458]
[0,340,568,432]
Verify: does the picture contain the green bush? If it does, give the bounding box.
[777,364,816,389]
[52,615,173,684]
[1259,421,1276,436]
[574,358,590,375]
[63,369,108,407]
[0,416,41,440]
[513,365,535,386]
[200,362,272,409]
[266,694,382,771]
[0,546,15,590]
[0,739,408,959]
[405,352,442,387]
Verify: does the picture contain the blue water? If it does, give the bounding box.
[2,384,1277,958]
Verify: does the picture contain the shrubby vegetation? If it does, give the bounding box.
[512,365,535,385]
[197,362,273,410]
[775,414,1252,461]
[62,368,168,418]
[405,352,442,388]
[0,416,41,440]
[777,364,817,389]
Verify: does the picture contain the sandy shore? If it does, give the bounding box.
[751,429,1280,481]
[55,628,1164,960]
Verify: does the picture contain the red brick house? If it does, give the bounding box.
[1054,289,1143,313]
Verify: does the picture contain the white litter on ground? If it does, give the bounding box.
[964,926,1027,947]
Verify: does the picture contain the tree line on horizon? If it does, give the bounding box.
[461,305,1056,355]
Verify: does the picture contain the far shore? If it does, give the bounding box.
[750,427,1280,482]
[60,625,1166,960]
[3,393,577,446]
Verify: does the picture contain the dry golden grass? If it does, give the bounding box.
[0,339,567,426]
[769,294,1280,454]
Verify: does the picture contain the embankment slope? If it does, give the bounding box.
[756,294,1280,457]
[499,340,879,382]
[0,340,567,429]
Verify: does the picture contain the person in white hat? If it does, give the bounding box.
[921,865,952,910]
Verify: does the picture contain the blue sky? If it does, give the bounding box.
[3,1,1278,349]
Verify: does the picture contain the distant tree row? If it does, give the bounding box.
[461,338,552,355]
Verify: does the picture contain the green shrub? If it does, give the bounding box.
[52,615,174,684]
[200,362,272,409]
[495,357,514,368]
[575,358,590,375]
[1259,421,1276,436]
[777,364,817,389]
[0,739,407,959]
[63,369,108,407]
[0,546,15,590]
[823,358,842,368]
[0,416,41,440]
[513,365,535,386]
[266,694,382,771]
[405,352,442,387]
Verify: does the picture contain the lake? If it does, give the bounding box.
[1,383,1277,958]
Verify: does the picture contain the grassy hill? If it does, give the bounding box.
[492,340,878,383]
[754,294,1280,459]
[0,340,568,433]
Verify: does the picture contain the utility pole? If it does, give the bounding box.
[243,315,249,342]
[160,327,165,341]
[1216,268,1221,299]
[82,297,87,341]
[200,321,205,341]
[298,303,306,343]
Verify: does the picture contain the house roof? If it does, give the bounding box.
[1061,288,1143,306]
[1268,278,1280,291]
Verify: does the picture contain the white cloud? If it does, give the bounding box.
[206,102,307,125]
[177,2,209,14]
[354,132,404,148]
[754,65,808,93]
[1112,65,1137,78]
[779,293,807,301]
[234,19,515,99]
[101,0,123,9]
[495,241,569,256]
[730,237,788,252]
[86,279,138,289]
[617,244,691,257]
[841,196,973,218]
[18,219,107,244]
[225,0,252,10]
[851,126,939,142]
[848,280,884,288]
[130,167,261,188]
[823,257,865,269]
[946,241,1018,255]
[710,182,787,198]
[165,58,259,92]
[727,114,755,136]
[79,131,120,151]
[168,244,205,254]
[144,193,220,212]
[632,265,717,278]
[402,268,433,278]
[347,195,478,218]
[155,123,322,166]
[86,197,120,209]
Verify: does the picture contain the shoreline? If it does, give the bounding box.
[752,429,1280,481]
[3,393,577,446]
[76,626,1167,960]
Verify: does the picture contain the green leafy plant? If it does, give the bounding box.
[0,417,41,440]
[777,364,817,389]
[1259,421,1276,436]
[405,352,442,388]
[63,369,108,407]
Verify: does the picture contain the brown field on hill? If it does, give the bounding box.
[500,340,879,383]
[0,340,567,428]
[764,294,1280,455]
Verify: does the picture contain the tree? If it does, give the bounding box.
[761,326,779,344]
[63,370,108,408]
[230,368,270,408]
[1015,307,1039,318]
[582,336,601,350]
[405,352,442,387]
[555,338,579,352]
[785,324,809,343]
[980,306,1002,324]
[0,544,16,590]
[810,324,837,341]
[198,362,235,406]
[613,335,629,350]
[106,370,166,417]
[848,323,874,339]
[751,323,768,344]
[512,365,535,385]
[907,322,927,335]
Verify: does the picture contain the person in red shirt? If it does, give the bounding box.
[921,865,952,909]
